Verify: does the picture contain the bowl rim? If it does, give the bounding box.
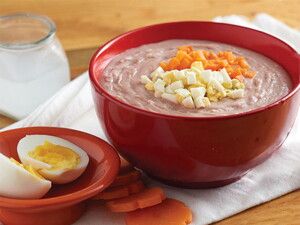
[0,126,120,208]
[89,21,300,120]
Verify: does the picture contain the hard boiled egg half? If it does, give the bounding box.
[17,135,89,184]
[0,153,51,199]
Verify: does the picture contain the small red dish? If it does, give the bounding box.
[89,21,300,189]
[0,127,120,225]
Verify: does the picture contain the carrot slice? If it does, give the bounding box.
[205,62,220,70]
[178,46,194,54]
[239,59,250,68]
[209,52,218,59]
[126,198,192,225]
[201,50,209,58]
[215,59,228,67]
[224,51,236,63]
[244,70,256,78]
[159,62,168,71]
[168,57,181,70]
[233,68,242,76]
[180,58,192,70]
[106,188,165,212]
[91,180,145,200]
[110,170,141,187]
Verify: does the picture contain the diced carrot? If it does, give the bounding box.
[176,51,188,61]
[126,198,192,225]
[235,75,244,82]
[239,59,250,69]
[159,62,168,71]
[110,170,141,187]
[240,68,247,76]
[236,56,245,62]
[91,180,145,200]
[201,50,209,58]
[225,66,234,74]
[180,58,192,70]
[233,68,242,76]
[192,50,206,61]
[244,70,256,78]
[205,62,220,70]
[218,51,224,57]
[215,59,228,67]
[182,53,193,62]
[224,51,236,64]
[168,57,181,70]
[209,52,218,59]
[178,46,194,54]
[105,188,165,212]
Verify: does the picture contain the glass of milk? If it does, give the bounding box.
[0,13,70,120]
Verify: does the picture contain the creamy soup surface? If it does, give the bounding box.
[100,40,293,117]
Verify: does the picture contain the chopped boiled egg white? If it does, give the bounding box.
[141,59,246,109]
[228,89,245,99]
[182,96,195,108]
[17,135,89,184]
[0,153,51,199]
[161,93,177,104]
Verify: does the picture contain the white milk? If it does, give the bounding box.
[0,14,70,120]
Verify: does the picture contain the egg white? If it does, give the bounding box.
[0,153,51,199]
[17,135,89,184]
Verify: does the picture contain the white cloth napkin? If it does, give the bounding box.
[1,13,300,225]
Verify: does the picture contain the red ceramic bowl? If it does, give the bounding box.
[0,127,119,225]
[89,21,300,188]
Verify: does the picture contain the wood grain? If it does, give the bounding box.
[1,0,299,51]
[0,0,300,224]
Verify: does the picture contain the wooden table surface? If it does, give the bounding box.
[1,0,300,224]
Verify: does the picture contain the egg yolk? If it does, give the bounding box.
[28,141,81,171]
[10,158,46,180]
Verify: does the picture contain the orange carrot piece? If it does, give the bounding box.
[224,51,236,63]
[233,68,242,76]
[191,50,204,61]
[209,52,218,59]
[180,58,192,70]
[110,170,141,187]
[235,75,244,82]
[201,50,209,58]
[168,57,181,70]
[159,62,168,71]
[218,51,224,57]
[126,198,192,225]
[244,70,256,78]
[178,46,194,54]
[182,53,193,62]
[106,188,165,212]
[205,62,220,70]
[198,50,207,60]
[215,59,228,67]
[91,180,145,200]
[176,51,188,61]
[239,59,250,69]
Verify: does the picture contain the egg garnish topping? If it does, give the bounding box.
[0,153,51,199]
[141,46,255,109]
[17,135,89,184]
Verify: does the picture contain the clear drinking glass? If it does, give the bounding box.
[0,13,70,120]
